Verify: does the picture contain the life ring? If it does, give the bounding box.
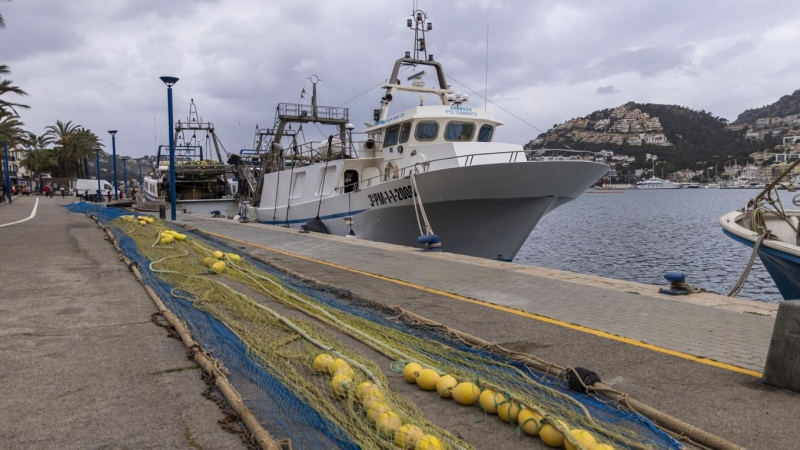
[384,161,399,180]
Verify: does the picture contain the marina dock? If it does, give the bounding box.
[2,198,798,449]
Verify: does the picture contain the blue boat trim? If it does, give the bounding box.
[723,229,800,300]
[259,209,368,225]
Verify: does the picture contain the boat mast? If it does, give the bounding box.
[377,9,452,124]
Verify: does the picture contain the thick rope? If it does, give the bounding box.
[727,232,767,297]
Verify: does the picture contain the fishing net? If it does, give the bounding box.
[65,203,681,450]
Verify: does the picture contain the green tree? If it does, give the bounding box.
[0,64,29,116]
[0,112,29,146]
[0,112,30,190]
[45,121,104,178]
[20,148,56,194]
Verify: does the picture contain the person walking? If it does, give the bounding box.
[43,185,50,198]
[59,186,65,198]
[107,189,112,202]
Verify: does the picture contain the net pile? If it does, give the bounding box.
[65,203,681,450]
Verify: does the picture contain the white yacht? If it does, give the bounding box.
[244,9,609,260]
[634,177,682,189]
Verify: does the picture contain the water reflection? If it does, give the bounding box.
[516,188,783,303]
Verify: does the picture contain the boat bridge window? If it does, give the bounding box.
[399,122,411,144]
[478,124,494,142]
[384,125,400,146]
[415,121,439,141]
[444,121,475,141]
[343,169,359,193]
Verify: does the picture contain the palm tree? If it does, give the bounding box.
[45,121,104,178]
[0,111,30,190]
[0,112,29,146]
[0,64,29,116]
[45,120,80,176]
[20,148,55,194]
[72,128,102,178]
[0,0,11,29]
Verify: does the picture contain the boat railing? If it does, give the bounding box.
[335,149,530,194]
[526,148,599,161]
[277,102,349,122]
[276,134,382,164]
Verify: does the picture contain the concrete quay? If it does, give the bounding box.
[177,213,798,450]
[2,197,798,449]
[0,197,243,449]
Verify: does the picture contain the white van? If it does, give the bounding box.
[74,179,114,196]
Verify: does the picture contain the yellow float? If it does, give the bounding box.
[450,382,481,406]
[395,424,424,449]
[313,354,334,373]
[415,369,440,391]
[435,375,457,398]
[403,362,422,383]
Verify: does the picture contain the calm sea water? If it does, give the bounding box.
[516,188,784,303]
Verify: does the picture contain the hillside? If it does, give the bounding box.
[734,90,800,125]
[527,102,778,170]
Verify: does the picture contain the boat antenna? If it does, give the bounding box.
[408,6,432,61]
[485,25,489,110]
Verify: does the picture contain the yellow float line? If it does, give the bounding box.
[204,230,763,378]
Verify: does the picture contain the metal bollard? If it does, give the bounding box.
[159,204,166,220]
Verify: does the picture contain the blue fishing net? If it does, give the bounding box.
[65,203,680,449]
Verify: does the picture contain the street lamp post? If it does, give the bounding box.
[121,156,129,197]
[108,130,118,199]
[95,148,102,203]
[138,164,143,188]
[160,76,179,220]
[3,141,11,204]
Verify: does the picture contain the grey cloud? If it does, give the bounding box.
[587,45,695,79]
[3,0,800,156]
[596,85,620,95]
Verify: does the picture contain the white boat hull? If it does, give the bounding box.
[253,160,608,260]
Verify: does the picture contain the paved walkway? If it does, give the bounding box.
[180,215,776,374]
[0,197,243,449]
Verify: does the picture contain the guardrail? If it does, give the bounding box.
[336,149,530,194]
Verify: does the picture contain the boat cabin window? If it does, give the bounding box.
[444,121,476,141]
[415,121,439,141]
[384,125,400,146]
[343,169,359,193]
[399,122,411,144]
[478,124,494,142]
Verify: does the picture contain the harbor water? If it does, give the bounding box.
[516,188,784,303]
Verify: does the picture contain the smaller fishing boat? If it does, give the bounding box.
[720,160,800,300]
[142,100,239,217]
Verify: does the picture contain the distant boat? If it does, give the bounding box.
[703,183,720,189]
[635,177,682,189]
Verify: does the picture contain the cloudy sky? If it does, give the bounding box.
[2,0,800,158]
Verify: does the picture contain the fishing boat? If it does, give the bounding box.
[720,160,800,300]
[243,9,609,261]
[142,100,239,217]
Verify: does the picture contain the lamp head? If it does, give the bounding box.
[159,76,179,87]
[108,130,118,135]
